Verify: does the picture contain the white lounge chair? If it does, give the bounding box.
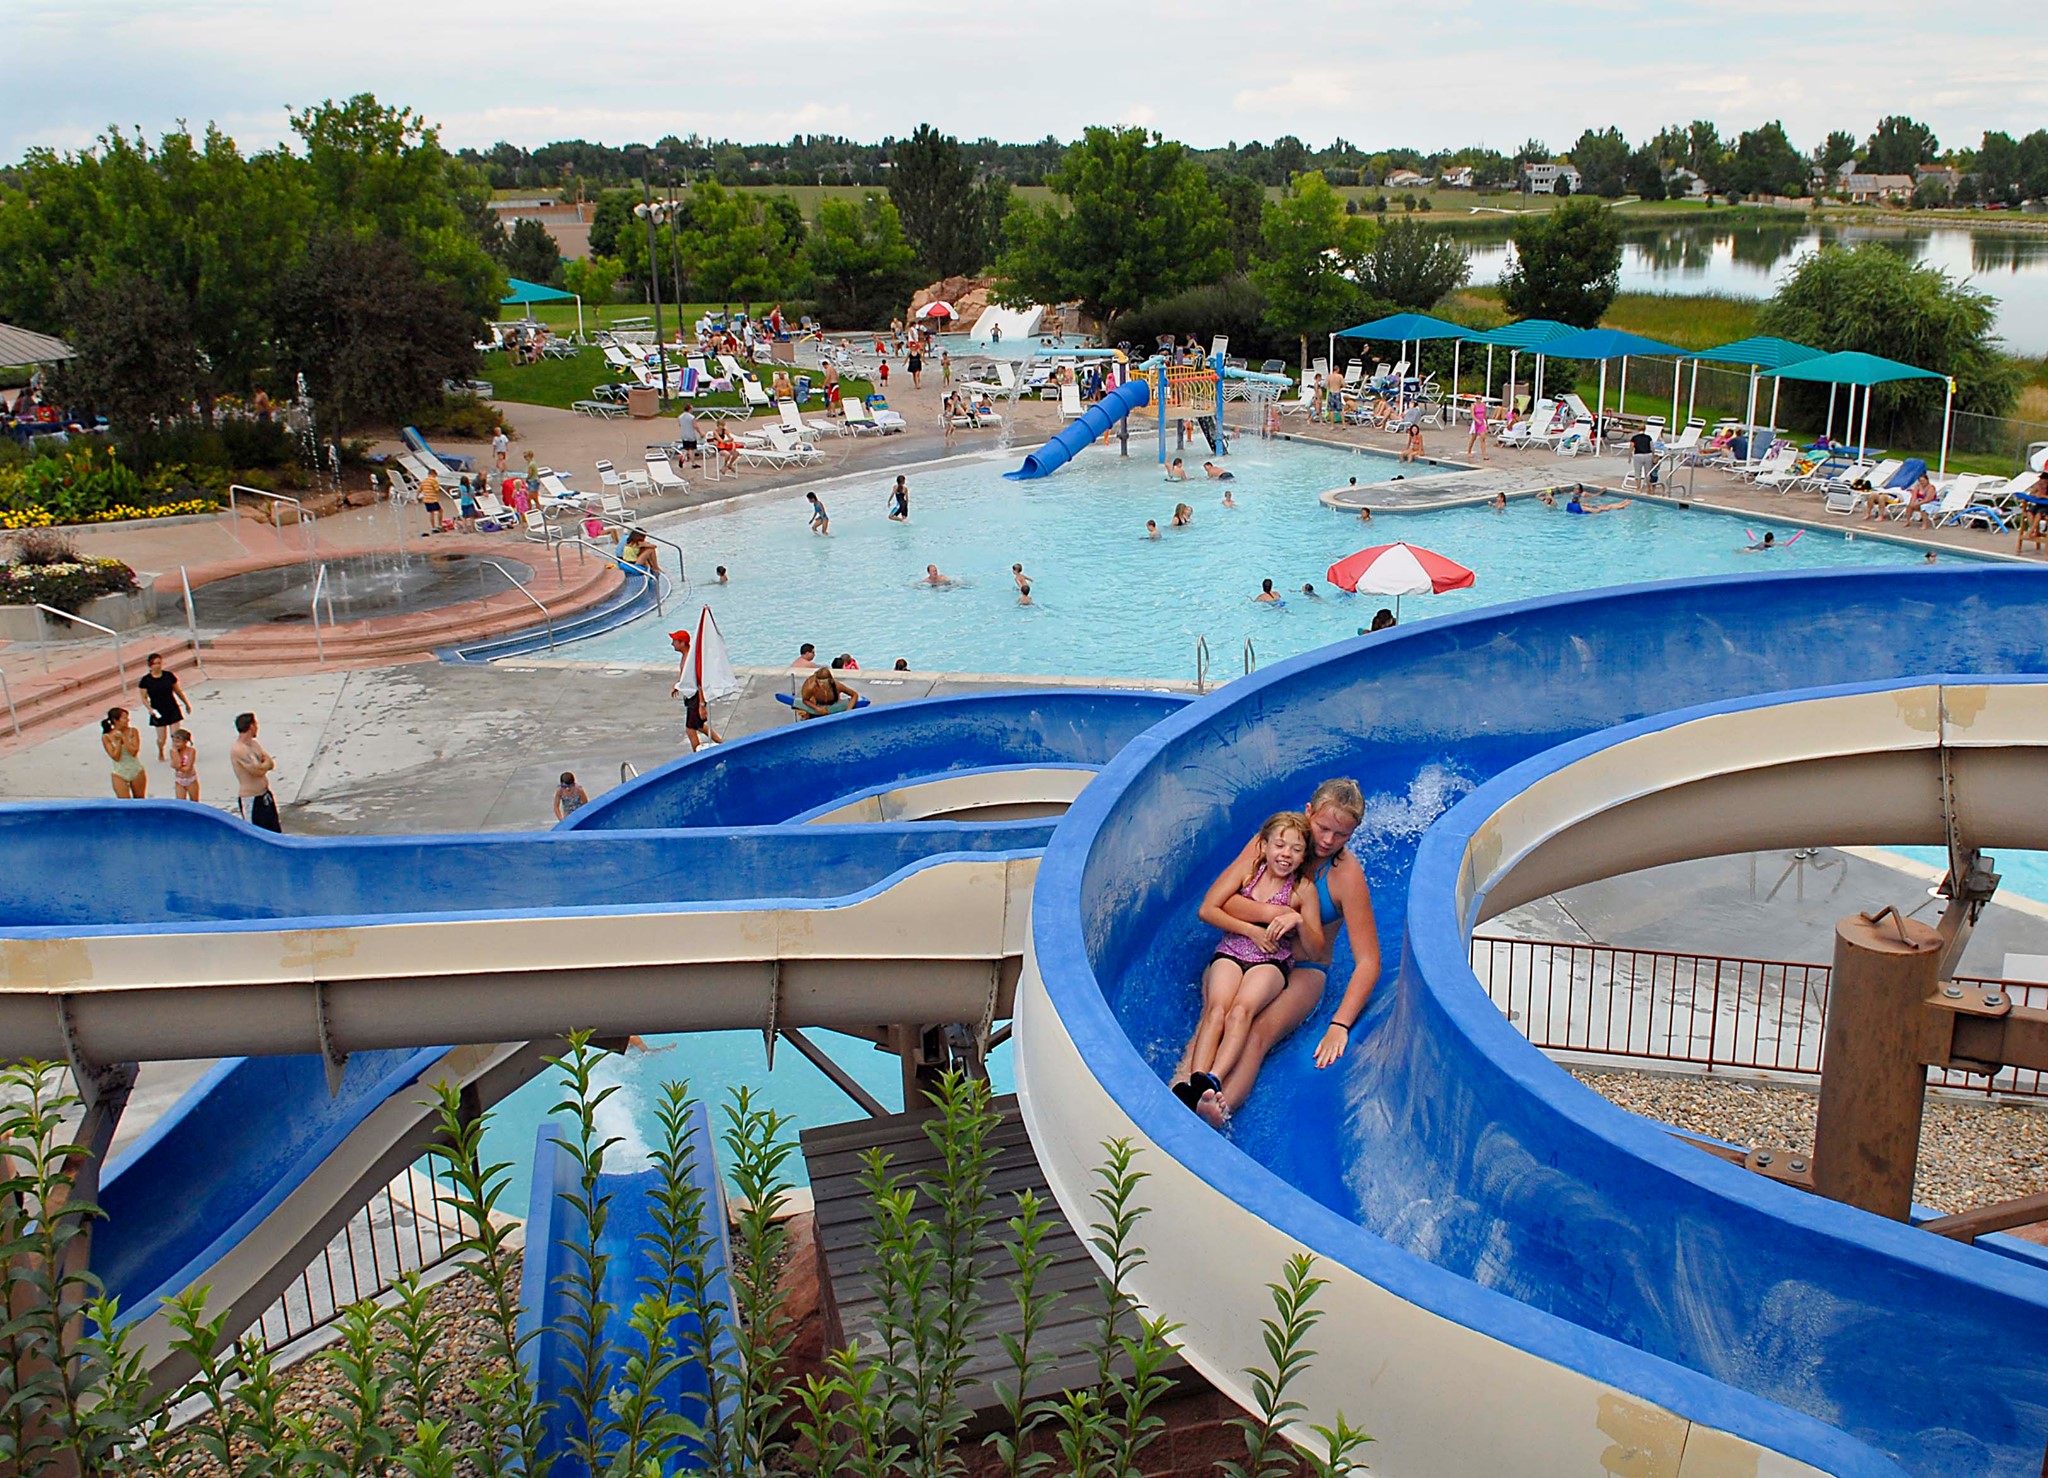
[645,456,690,495]
[595,459,650,498]
[738,427,822,467]
[1931,476,2010,530]
[841,397,884,435]
[1058,383,1085,420]
[1553,417,1596,456]
[1497,399,1556,448]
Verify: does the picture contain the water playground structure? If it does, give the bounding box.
[7,566,2048,1474]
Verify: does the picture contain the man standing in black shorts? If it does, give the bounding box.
[136,652,189,760]
[231,712,282,832]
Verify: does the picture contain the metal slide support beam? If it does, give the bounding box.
[778,1026,890,1118]
[1811,909,1943,1220]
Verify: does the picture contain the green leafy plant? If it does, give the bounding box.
[986,1187,1059,1478]
[717,1086,799,1475]
[422,1081,545,1476]
[1218,1254,1373,1478]
[548,1031,625,1469]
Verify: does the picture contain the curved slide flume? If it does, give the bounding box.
[1003,377,1150,480]
[29,691,1170,1381]
[1019,567,2048,1478]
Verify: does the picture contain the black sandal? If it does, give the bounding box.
[1172,1072,1222,1112]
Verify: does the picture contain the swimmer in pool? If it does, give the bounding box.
[1357,506,1372,523]
[1146,519,1160,540]
[1565,488,1629,515]
[1204,461,1234,481]
[922,563,955,587]
[1254,578,1281,603]
[1172,503,1193,527]
[1300,583,1321,600]
[1490,491,1507,513]
[1221,488,1237,508]
[1167,458,1189,481]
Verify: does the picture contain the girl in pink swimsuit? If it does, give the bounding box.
[1176,811,1322,1120]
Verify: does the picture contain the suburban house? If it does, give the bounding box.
[1915,164,1963,194]
[1439,166,1476,189]
[1385,169,1433,188]
[1521,162,1582,195]
[1841,172,1915,204]
[1665,167,1709,199]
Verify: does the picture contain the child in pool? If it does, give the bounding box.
[1175,811,1324,1124]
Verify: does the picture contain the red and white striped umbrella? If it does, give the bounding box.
[917,301,957,319]
[1325,542,1475,597]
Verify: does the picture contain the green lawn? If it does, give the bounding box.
[484,345,874,415]
[1443,287,1762,351]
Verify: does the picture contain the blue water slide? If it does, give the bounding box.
[570,690,1187,831]
[1003,378,1151,480]
[1026,565,2048,1477]
[519,1106,737,1476]
[57,690,1177,1364]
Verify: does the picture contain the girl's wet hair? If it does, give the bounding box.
[101,707,125,734]
[1307,778,1366,821]
[1258,810,1312,849]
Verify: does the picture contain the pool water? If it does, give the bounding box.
[573,439,1967,681]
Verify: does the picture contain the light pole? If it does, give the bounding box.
[633,179,673,400]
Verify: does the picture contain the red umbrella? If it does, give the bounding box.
[1325,542,1474,616]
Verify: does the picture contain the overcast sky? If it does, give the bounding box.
[11,1,2047,164]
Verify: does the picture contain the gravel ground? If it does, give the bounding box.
[181,1255,517,1476]
[1573,1068,2048,1217]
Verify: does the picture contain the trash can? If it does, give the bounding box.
[627,386,659,419]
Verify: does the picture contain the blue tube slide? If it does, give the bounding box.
[1004,378,1151,480]
[519,1106,737,1476]
[1032,565,2048,1476]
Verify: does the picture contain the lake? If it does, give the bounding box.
[1464,221,2048,356]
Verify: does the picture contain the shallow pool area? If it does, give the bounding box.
[573,439,1971,681]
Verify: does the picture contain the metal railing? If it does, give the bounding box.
[308,563,336,665]
[1471,935,2048,1100]
[251,1159,476,1353]
[479,561,554,651]
[1243,637,1257,675]
[0,669,17,737]
[34,603,125,683]
[1195,636,1211,693]
[620,760,639,783]
[227,484,316,548]
[179,566,207,679]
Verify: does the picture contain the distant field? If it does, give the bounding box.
[1441,288,1763,350]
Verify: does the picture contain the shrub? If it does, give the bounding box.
[1111,277,1295,364]
[410,392,508,441]
[0,445,220,526]
[0,533,139,611]
[217,417,296,468]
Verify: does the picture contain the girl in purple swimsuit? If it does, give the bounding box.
[1175,811,1322,1121]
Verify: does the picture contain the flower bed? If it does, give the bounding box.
[0,445,222,527]
[1,530,140,614]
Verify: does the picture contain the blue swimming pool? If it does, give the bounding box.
[571,439,1970,681]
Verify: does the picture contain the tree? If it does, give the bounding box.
[1356,218,1470,312]
[887,125,999,278]
[1817,129,1859,176]
[1569,128,1631,199]
[1214,173,1266,271]
[52,271,207,432]
[1626,146,1668,201]
[1250,172,1374,370]
[561,255,623,322]
[805,193,920,327]
[271,232,480,434]
[2022,130,2048,203]
[1910,174,1951,211]
[1757,243,2020,438]
[996,127,1231,323]
[1724,122,1808,198]
[1863,115,1939,176]
[587,191,632,257]
[289,94,503,319]
[1499,197,1622,327]
[679,182,802,312]
[504,218,562,285]
[1685,120,1726,188]
[1976,131,2023,207]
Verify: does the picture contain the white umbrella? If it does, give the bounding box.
[917,301,957,320]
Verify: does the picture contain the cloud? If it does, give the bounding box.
[7,0,2047,159]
